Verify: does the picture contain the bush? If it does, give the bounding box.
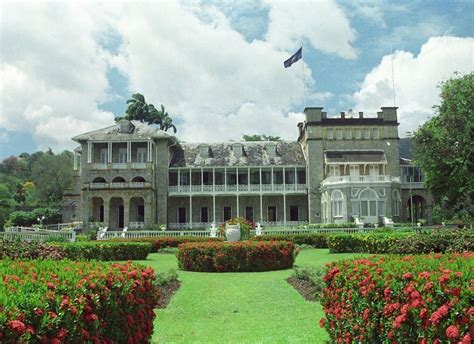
[0,259,160,343]
[297,222,355,229]
[292,266,326,300]
[59,242,151,261]
[0,240,66,260]
[7,207,62,227]
[320,253,473,343]
[109,236,223,253]
[326,230,473,254]
[177,241,296,272]
[251,233,328,248]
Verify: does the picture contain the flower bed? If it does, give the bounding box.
[0,241,151,261]
[320,253,473,343]
[109,236,223,253]
[251,233,328,248]
[0,259,160,342]
[177,241,296,272]
[326,230,473,254]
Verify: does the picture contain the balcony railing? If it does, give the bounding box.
[321,175,400,186]
[168,183,307,194]
[90,182,152,189]
[90,162,149,170]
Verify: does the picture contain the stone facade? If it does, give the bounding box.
[63,107,433,229]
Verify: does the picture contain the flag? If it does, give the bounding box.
[284,47,302,68]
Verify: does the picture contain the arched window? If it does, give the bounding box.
[112,176,126,183]
[331,190,344,218]
[360,189,377,217]
[392,189,401,216]
[131,176,146,182]
[92,177,107,183]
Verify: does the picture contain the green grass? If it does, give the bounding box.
[136,249,367,343]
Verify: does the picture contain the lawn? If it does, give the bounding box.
[136,249,366,343]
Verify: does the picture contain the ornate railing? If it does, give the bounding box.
[168,183,307,194]
[3,226,76,242]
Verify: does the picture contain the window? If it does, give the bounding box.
[350,165,360,177]
[351,201,359,217]
[99,205,104,222]
[201,207,208,223]
[267,206,277,222]
[369,165,380,176]
[180,172,189,186]
[346,129,352,140]
[327,129,334,140]
[266,144,276,158]
[137,148,147,163]
[373,128,380,139]
[100,149,108,164]
[355,129,361,139]
[290,205,299,221]
[119,148,127,163]
[138,205,145,222]
[392,190,401,216]
[199,145,209,158]
[178,207,186,223]
[329,165,340,177]
[223,207,232,221]
[364,129,370,139]
[245,206,253,222]
[336,129,342,140]
[331,190,344,218]
[232,144,243,158]
[360,189,377,217]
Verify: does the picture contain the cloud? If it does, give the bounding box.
[0,3,115,151]
[353,36,474,136]
[265,0,357,59]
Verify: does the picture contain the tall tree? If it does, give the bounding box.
[412,72,474,220]
[116,93,177,133]
[242,134,282,142]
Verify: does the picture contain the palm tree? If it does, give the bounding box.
[125,93,149,122]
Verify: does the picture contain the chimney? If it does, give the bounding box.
[340,112,345,119]
[359,112,364,119]
[304,107,324,123]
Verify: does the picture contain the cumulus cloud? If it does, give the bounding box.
[0,3,115,151]
[265,0,357,59]
[353,36,474,136]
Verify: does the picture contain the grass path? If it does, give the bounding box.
[136,249,364,343]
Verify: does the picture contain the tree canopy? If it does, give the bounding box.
[115,93,177,133]
[242,134,282,142]
[412,72,474,221]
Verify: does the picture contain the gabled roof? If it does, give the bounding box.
[72,120,174,142]
[170,141,305,167]
[324,150,387,164]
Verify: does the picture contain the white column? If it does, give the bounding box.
[213,168,215,193]
[260,194,263,223]
[224,167,227,192]
[108,142,112,163]
[283,167,286,191]
[127,141,131,163]
[247,167,250,191]
[73,152,78,170]
[87,142,92,163]
[201,167,204,192]
[237,194,240,218]
[189,196,193,229]
[294,166,297,191]
[189,169,192,192]
[147,141,152,162]
[283,194,287,226]
[178,168,181,193]
[236,167,239,191]
[271,166,274,191]
[259,167,262,192]
[213,195,216,223]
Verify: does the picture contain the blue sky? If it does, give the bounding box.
[1,0,473,159]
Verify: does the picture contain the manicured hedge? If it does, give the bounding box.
[320,252,473,343]
[0,259,160,343]
[177,241,296,272]
[0,241,151,261]
[251,233,328,248]
[326,230,473,254]
[109,236,223,253]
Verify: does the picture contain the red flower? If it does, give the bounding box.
[402,272,413,280]
[8,320,26,335]
[462,334,471,344]
[445,325,459,339]
[319,318,326,328]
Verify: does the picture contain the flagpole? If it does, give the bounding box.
[302,46,306,109]
[391,44,396,107]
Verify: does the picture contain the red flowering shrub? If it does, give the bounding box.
[320,252,473,343]
[109,236,223,253]
[177,241,296,272]
[0,259,161,343]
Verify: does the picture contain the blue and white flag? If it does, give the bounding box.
[284,47,302,68]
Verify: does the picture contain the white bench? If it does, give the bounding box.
[354,217,364,229]
[381,216,394,228]
[97,226,108,239]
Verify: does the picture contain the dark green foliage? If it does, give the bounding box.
[242,134,282,141]
[0,241,66,260]
[292,266,326,300]
[58,242,151,261]
[413,72,474,221]
[251,233,328,248]
[7,207,61,227]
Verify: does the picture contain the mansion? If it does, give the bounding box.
[62,106,433,230]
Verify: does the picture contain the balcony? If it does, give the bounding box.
[89,162,150,171]
[168,183,307,194]
[401,181,425,189]
[90,182,152,190]
[321,175,400,186]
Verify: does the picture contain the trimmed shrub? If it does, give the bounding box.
[109,236,223,253]
[177,241,296,272]
[0,259,160,343]
[251,233,328,248]
[0,240,66,260]
[326,230,473,254]
[7,207,61,227]
[320,253,473,344]
[59,242,151,261]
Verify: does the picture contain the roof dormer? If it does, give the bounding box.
[265,143,277,158]
[118,120,134,134]
[198,144,210,158]
[231,143,243,158]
